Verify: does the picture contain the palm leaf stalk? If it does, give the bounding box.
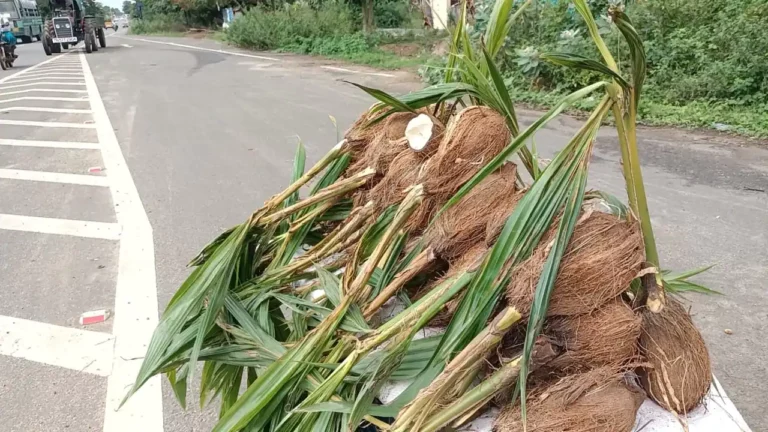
[565,0,665,311]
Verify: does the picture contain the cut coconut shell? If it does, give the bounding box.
[639,297,712,414]
[423,106,512,203]
[544,299,642,373]
[507,212,645,317]
[494,366,645,432]
[424,163,517,260]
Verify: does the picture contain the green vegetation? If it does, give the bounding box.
[422,0,768,136]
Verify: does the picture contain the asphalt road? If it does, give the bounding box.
[1,31,766,431]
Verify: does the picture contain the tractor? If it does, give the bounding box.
[42,0,106,55]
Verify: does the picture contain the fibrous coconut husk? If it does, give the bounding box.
[424,163,517,260]
[485,188,527,246]
[544,299,642,373]
[367,150,438,230]
[423,106,512,203]
[494,366,645,432]
[344,108,389,165]
[349,111,444,177]
[507,212,644,317]
[639,297,712,414]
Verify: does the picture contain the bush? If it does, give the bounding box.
[225,3,356,51]
[130,14,189,34]
[477,0,768,111]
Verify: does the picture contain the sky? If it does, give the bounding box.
[103,0,129,11]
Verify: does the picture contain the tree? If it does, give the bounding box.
[122,0,134,15]
[361,0,374,33]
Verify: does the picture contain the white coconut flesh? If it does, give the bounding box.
[405,114,434,152]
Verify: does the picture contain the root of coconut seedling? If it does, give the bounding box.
[507,211,645,317]
[424,163,518,261]
[494,365,646,432]
[639,297,711,414]
[544,298,642,373]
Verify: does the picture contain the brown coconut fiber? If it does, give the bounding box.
[485,188,527,246]
[507,212,645,317]
[639,297,712,414]
[349,111,444,177]
[545,299,642,373]
[423,244,489,326]
[423,106,512,203]
[343,108,389,166]
[494,366,645,432]
[424,163,517,260]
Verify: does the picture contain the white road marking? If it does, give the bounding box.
[0,213,121,239]
[0,89,88,96]
[0,315,115,377]
[3,77,88,84]
[0,52,75,84]
[0,106,92,114]
[121,44,133,48]
[320,65,396,78]
[12,72,85,78]
[0,96,89,104]
[27,67,83,72]
[122,35,280,61]
[0,138,99,149]
[80,53,164,431]
[0,82,85,89]
[0,119,96,128]
[0,168,108,187]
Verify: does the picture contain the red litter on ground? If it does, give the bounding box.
[88,166,105,173]
[79,309,111,325]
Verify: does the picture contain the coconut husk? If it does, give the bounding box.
[494,366,645,432]
[422,106,512,203]
[639,297,711,414]
[424,163,517,261]
[344,108,389,165]
[485,188,527,246]
[349,111,444,177]
[507,212,645,317]
[544,299,642,373]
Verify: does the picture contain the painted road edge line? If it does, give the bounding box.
[80,53,164,432]
[0,213,121,239]
[0,168,109,187]
[0,138,99,149]
[0,315,115,376]
[120,35,280,61]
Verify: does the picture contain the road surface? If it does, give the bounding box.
[0,31,765,431]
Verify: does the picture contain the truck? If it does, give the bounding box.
[0,0,43,43]
[41,0,106,55]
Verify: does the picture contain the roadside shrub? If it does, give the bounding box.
[374,0,411,28]
[473,0,768,110]
[130,14,189,34]
[225,3,356,50]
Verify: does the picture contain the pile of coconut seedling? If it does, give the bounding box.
[125,1,715,431]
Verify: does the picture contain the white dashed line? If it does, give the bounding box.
[79,52,164,432]
[0,96,89,103]
[0,119,95,128]
[0,89,88,96]
[320,65,396,78]
[0,213,121,239]
[0,106,92,114]
[0,138,99,149]
[0,82,85,89]
[0,168,108,186]
[0,315,115,376]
